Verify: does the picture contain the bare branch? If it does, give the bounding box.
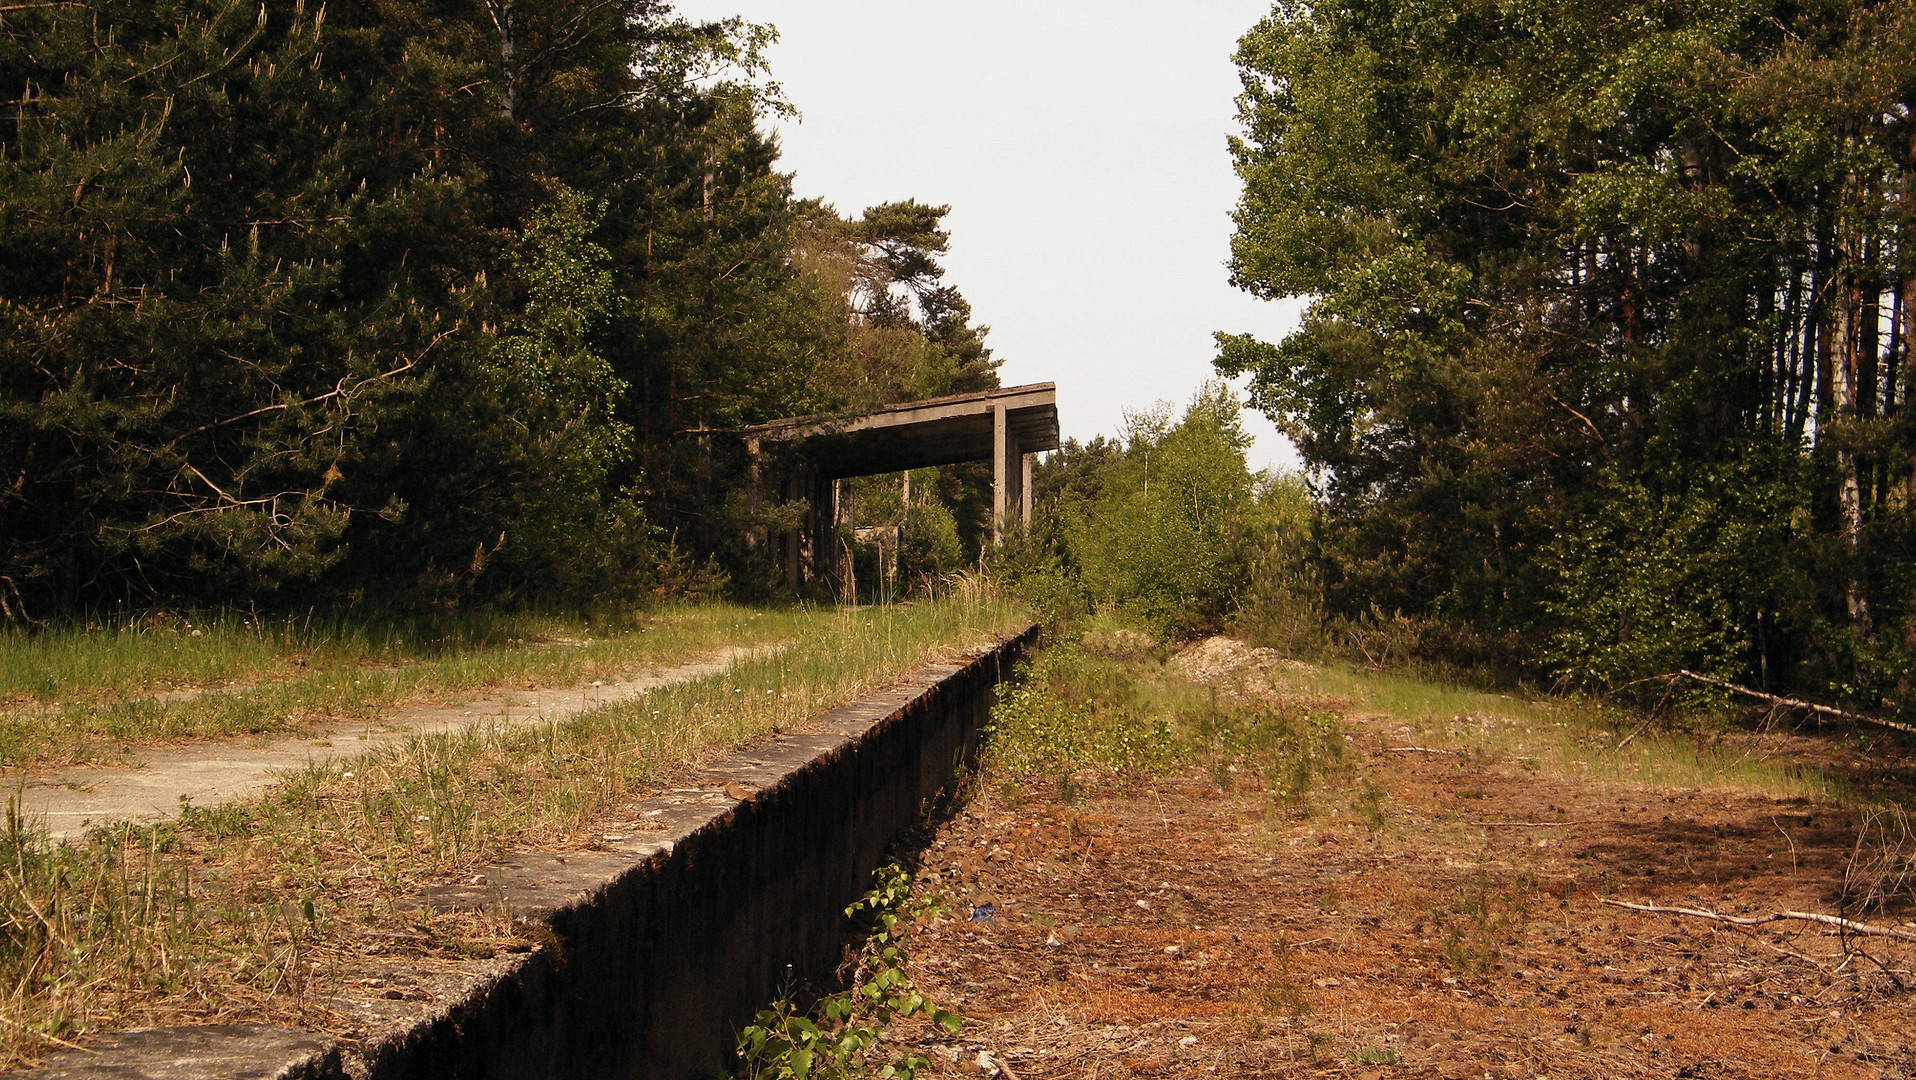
[1676,670,1916,736]
[1600,897,1916,943]
[156,355,428,453]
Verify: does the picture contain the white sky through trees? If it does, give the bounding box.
[671,0,1305,472]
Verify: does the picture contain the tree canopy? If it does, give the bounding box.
[0,0,999,616]
[1218,0,1915,710]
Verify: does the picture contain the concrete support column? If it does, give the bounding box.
[991,403,1008,545]
[838,479,856,602]
[806,470,838,593]
[745,438,762,552]
[1020,452,1033,526]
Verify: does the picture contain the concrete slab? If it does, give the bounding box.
[18,1026,337,1080]
[16,647,771,839]
[15,625,1038,1080]
[745,383,1059,479]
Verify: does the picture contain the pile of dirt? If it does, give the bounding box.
[1168,635,1316,688]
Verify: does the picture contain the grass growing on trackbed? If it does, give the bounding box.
[1302,663,1852,803]
[0,605,817,768]
[0,589,1028,1069]
[988,621,1856,823]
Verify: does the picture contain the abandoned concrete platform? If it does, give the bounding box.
[744,383,1060,481]
[745,384,1061,589]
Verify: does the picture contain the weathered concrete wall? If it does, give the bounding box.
[23,624,1037,1080]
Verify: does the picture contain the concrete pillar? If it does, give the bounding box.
[807,470,838,592]
[839,479,856,602]
[1020,452,1033,525]
[991,403,1008,545]
[745,438,762,552]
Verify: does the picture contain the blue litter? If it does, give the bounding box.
[969,903,997,923]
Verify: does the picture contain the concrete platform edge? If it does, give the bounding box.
[23,622,1038,1080]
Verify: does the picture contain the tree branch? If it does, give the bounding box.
[1676,670,1916,736]
[157,356,427,453]
[1600,897,1916,943]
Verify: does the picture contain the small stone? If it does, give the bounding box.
[1178,1036,1199,1048]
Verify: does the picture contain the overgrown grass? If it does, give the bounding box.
[991,620,1856,831]
[1297,663,1848,801]
[984,643,1352,817]
[0,605,813,767]
[0,590,1026,1068]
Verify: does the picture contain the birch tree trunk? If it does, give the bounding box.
[1830,253,1873,638]
[487,0,516,120]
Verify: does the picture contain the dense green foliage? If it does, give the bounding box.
[1218,0,1916,708]
[1007,383,1312,640]
[0,0,997,617]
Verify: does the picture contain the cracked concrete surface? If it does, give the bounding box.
[15,646,768,839]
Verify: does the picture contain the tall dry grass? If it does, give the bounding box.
[0,589,1026,1067]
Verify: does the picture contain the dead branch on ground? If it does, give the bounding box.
[1675,670,1916,737]
[1599,897,1916,943]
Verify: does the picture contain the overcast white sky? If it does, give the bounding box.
[671,0,1305,471]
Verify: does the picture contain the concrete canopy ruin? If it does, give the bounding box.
[744,383,1060,593]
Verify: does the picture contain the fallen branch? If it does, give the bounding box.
[1387,746,1459,755]
[1676,670,1916,737]
[1600,898,1916,943]
[1474,820,1596,828]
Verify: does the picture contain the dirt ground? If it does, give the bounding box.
[886,645,1916,1079]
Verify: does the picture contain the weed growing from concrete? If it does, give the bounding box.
[735,864,962,1080]
[0,594,1023,1068]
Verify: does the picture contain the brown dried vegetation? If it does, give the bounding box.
[884,637,1916,1079]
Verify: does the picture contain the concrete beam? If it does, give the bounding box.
[753,384,1060,585]
[747,384,1059,480]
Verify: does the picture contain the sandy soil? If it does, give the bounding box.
[886,649,1916,1079]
